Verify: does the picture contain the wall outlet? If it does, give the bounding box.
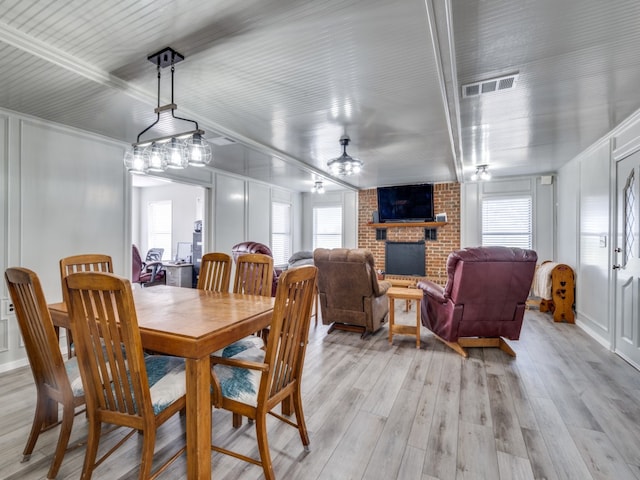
[1,299,14,317]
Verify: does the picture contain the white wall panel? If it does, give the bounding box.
[343,191,358,248]
[214,173,245,255]
[20,120,127,302]
[460,182,480,247]
[556,159,579,268]
[248,183,270,246]
[577,141,611,340]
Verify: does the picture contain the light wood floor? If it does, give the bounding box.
[2,304,640,480]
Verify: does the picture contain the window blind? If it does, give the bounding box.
[481,196,532,249]
[271,202,291,266]
[147,201,172,260]
[313,206,343,249]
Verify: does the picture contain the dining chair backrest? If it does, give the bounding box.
[65,271,153,423]
[233,253,273,297]
[59,254,113,306]
[262,265,317,399]
[4,267,85,479]
[198,252,232,292]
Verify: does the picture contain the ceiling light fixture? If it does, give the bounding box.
[311,180,325,194]
[123,47,212,174]
[471,164,491,181]
[327,135,363,176]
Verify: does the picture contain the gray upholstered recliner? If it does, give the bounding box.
[314,248,391,336]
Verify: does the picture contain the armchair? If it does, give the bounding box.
[132,245,166,286]
[314,248,391,336]
[231,241,282,296]
[417,246,537,357]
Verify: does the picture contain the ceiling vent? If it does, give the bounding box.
[462,73,519,98]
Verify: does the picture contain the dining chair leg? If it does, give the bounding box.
[47,403,75,479]
[22,396,47,461]
[255,413,275,480]
[139,429,156,479]
[292,388,310,448]
[80,421,101,480]
[232,413,243,428]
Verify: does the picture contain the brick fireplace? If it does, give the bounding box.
[358,183,461,285]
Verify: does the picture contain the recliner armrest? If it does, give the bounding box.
[417,280,447,303]
[375,280,392,296]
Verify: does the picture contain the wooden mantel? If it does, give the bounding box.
[366,221,448,228]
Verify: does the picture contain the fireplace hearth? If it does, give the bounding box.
[385,241,425,276]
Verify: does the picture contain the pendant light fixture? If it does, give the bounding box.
[311,180,325,194]
[327,135,363,176]
[471,164,491,181]
[123,47,212,174]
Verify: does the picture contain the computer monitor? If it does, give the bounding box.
[175,242,192,263]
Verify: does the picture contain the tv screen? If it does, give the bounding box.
[377,184,434,222]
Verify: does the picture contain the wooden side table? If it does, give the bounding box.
[387,286,424,348]
[386,278,418,311]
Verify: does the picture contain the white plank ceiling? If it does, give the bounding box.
[1,0,640,191]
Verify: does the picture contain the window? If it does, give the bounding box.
[147,201,172,260]
[271,202,291,266]
[482,196,532,248]
[313,206,343,249]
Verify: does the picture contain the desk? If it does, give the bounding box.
[387,286,423,349]
[49,285,274,480]
[165,263,193,288]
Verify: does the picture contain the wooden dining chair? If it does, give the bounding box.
[64,271,187,480]
[199,252,262,360]
[59,254,113,358]
[197,252,232,292]
[233,253,274,297]
[4,267,85,480]
[210,265,318,480]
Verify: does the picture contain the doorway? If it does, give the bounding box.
[131,175,208,287]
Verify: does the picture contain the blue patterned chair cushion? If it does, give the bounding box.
[144,355,186,415]
[214,336,264,358]
[65,356,84,397]
[213,347,265,407]
[70,355,186,416]
[67,341,129,397]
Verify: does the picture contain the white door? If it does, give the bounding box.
[614,151,640,368]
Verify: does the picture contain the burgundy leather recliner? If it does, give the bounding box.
[417,246,537,357]
[231,241,282,296]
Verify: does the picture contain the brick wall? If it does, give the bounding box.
[357,183,461,285]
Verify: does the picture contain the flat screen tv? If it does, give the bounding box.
[377,183,434,222]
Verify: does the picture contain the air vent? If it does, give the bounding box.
[209,136,236,146]
[462,73,519,98]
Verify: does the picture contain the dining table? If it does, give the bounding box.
[48,284,274,480]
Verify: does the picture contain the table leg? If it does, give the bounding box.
[388,297,395,344]
[185,357,212,480]
[415,300,421,349]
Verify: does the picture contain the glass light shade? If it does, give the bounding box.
[123,146,148,173]
[145,142,167,172]
[312,181,325,194]
[328,154,363,176]
[480,169,491,180]
[185,133,212,167]
[163,137,188,169]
